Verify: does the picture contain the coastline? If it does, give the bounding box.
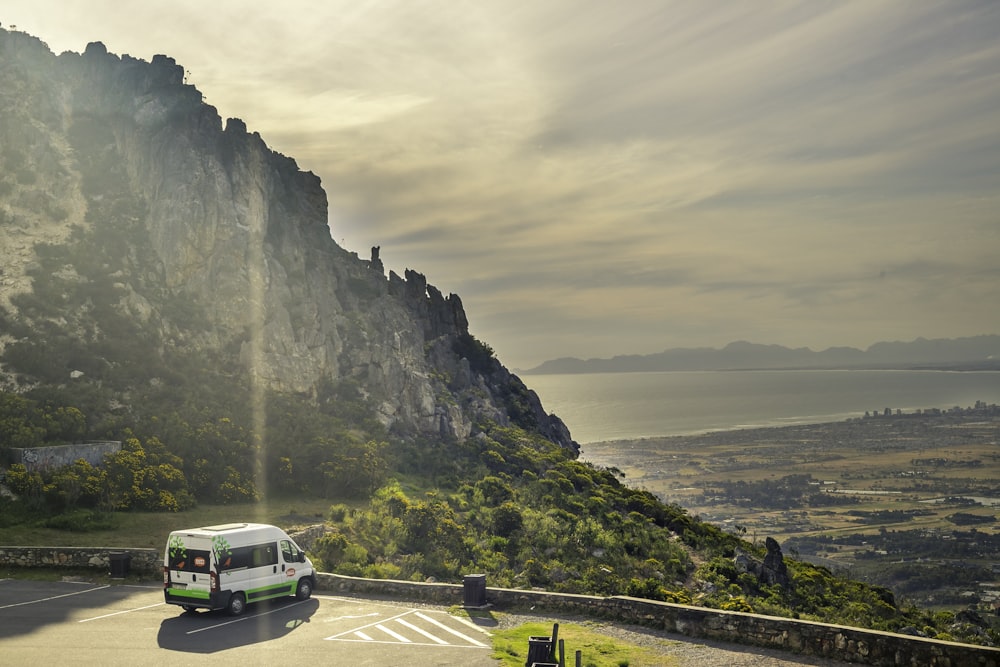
[577,401,999,452]
[528,369,1000,445]
[578,418,860,469]
[578,414,858,448]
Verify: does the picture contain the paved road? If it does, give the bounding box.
[0,579,496,666]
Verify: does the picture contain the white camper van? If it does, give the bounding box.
[163,522,316,616]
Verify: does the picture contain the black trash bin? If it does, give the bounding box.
[463,573,487,607]
[525,636,552,666]
[109,552,131,578]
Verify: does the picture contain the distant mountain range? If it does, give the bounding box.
[520,335,1000,374]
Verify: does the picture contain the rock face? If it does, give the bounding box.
[0,27,576,451]
[759,537,790,588]
[733,537,791,589]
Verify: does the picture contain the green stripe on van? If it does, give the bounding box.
[167,588,210,600]
[246,582,295,601]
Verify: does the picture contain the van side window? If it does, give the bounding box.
[251,543,278,568]
[219,546,251,571]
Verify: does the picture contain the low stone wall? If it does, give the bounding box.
[0,546,160,576]
[318,573,1000,667]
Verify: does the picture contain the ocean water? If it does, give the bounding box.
[524,369,1000,444]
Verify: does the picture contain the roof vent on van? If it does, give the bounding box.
[201,523,250,531]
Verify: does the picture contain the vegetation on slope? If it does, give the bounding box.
[2,385,996,645]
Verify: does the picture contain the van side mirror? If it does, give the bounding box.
[298,551,306,563]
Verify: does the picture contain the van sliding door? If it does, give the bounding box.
[248,542,282,602]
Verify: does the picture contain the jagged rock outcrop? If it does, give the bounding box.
[733,537,791,589]
[759,536,790,587]
[0,26,576,451]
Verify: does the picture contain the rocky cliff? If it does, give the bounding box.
[0,26,575,450]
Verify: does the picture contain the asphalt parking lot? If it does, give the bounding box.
[0,578,498,666]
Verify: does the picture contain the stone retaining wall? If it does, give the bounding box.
[3,548,996,665]
[318,573,1000,667]
[0,546,160,575]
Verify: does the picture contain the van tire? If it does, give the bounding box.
[227,592,247,616]
[295,577,313,600]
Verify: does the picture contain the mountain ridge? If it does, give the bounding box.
[521,335,1000,374]
[0,26,574,450]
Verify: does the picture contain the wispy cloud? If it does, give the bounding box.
[6,0,999,366]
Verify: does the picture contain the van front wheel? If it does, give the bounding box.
[227,592,246,616]
[295,578,313,600]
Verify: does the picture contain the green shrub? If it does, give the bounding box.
[327,503,351,522]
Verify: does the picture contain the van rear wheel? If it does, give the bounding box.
[227,592,246,616]
[295,578,313,600]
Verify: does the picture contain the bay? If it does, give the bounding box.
[525,369,1000,444]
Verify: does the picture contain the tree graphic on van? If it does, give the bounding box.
[212,534,233,572]
[168,534,187,567]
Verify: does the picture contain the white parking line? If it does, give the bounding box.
[78,601,165,622]
[396,617,448,644]
[326,612,379,623]
[414,611,489,647]
[325,609,490,649]
[185,599,312,635]
[0,585,110,610]
[325,609,413,640]
[375,623,412,643]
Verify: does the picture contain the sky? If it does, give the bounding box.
[4,1,1000,369]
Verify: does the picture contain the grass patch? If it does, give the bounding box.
[0,496,337,549]
[491,620,677,667]
[40,509,119,532]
